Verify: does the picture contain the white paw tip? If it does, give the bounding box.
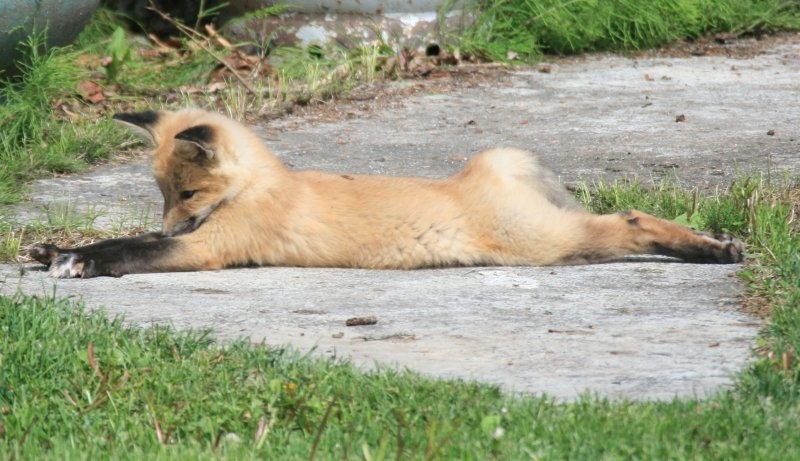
[48,254,83,278]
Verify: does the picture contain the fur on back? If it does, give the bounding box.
[140,109,589,269]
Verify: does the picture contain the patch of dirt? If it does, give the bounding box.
[255,32,800,129]
[639,31,800,59]
[258,64,512,127]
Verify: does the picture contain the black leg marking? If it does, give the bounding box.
[31,232,182,278]
[651,236,744,264]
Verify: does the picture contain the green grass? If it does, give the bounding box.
[455,0,800,61]
[0,32,132,205]
[1,179,799,459]
[2,3,800,458]
[0,10,393,206]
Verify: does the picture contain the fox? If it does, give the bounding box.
[28,108,744,278]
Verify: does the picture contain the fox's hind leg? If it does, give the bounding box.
[570,209,744,264]
[624,210,745,263]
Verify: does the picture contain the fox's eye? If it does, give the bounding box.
[179,190,196,200]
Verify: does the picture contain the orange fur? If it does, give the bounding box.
[29,109,744,278]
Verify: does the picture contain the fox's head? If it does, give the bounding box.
[113,109,283,236]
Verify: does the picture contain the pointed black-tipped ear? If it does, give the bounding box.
[174,125,215,161]
[112,111,160,145]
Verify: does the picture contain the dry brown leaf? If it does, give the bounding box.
[206,81,227,93]
[77,80,105,104]
[137,48,164,58]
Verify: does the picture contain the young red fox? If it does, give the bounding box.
[29,109,744,278]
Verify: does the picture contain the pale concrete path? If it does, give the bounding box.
[4,36,799,400]
[1,262,751,401]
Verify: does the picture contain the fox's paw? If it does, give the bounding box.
[701,233,745,263]
[690,231,745,264]
[716,234,745,263]
[27,243,61,266]
[48,254,96,278]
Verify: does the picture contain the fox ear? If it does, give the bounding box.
[174,125,215,162]
[112,111,160,145]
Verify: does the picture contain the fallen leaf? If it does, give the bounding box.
[77,80,105,104]
[137,48,164,58]
[206,81,227,93]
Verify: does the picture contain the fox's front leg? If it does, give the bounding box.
[28,232,205,278]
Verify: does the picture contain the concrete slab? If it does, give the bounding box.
[1,261,751,401]
[5,36,799,400]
